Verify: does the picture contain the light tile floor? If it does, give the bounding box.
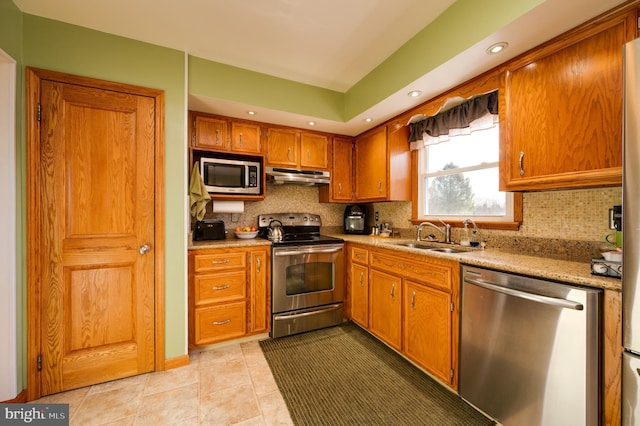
[32,340,294,426]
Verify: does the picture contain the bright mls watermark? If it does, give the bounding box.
[1,404,69,425]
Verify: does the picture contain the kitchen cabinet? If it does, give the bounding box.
[368,246,460,389]
[188,246,270,347]
[189,111,262,155]
[348,245,369,328]
[500,9,635,191]
[230,121,262,155]
[369,268,402,350]
[190,112,228,151]
[354,123,410,201]
[319,136,354,202]
[266,127,329,170]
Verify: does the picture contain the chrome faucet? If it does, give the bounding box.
[416,219,451,244]
[463,218,481,243]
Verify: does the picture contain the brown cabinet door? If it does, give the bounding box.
[403,281,452,385]
[502,15,630,190]
[331,137,354,201]
[266,127,299,167]
[230,121,261,154]
[193,114,229,151]
[350,263,369,327]
[36,77,157,395]
[300,132,328,169]
[369,269,402,350]
[250,249,270,334]
[355,126,388,200]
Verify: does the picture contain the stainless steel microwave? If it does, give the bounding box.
[200,156,261,195]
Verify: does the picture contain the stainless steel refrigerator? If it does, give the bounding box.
[623,37,640,425]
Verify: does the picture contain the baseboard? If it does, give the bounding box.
[1,390,27,403]
[164,354,190,370]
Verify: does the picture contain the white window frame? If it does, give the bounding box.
[416,128,513,223]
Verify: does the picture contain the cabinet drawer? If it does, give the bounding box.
[370,252,452,292]
[351,247,369,265]
[194,252,246,272]
[195,302,247,345]
[194,271,246,305]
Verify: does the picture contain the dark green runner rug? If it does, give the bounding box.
[259,322,495,426]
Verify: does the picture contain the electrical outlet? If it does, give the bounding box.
[609,208,615,230]
[231,213,240,223]
[375,211,379,221]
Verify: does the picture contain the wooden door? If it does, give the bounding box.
[350,263,369,327]
[355,126,387,200]
[369,269,402,350]
[331,137,354,201]
[266,127,298,167]
[230,122,261,154]
[193,114,228,151]
[403,281,452,385]
[300,132,328,169]
[27,69,164,399]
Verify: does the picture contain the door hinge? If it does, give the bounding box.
[37,103,41,122]
[37,354,42,372]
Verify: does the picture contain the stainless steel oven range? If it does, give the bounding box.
[258,213,344,338]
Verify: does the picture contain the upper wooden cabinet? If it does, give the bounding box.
[266,127,329,170]
[354,123,411,202]
[319,136,354,202]
[190,111,262,155]
[191,113,228,151]
[500,9,635,191]
[230,121,262,155]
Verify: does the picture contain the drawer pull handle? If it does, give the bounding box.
[355,253,364,259]
[390,283,396,301]
[239,132,243,147]
[378,179,383,193]
[257,257,261,273]
[518,151,525,176]
[338,183,342,194]
[212,285,230,291]
[211,259,230,265]
[359,271,364,287]
[287,147,291,161]
[213,320,231,326]
[411,290,416,310]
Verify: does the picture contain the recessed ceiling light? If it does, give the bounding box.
[364,117,373,123]
[247,111,256,116]
[308,121,316,126]
[407,90,422,98]
[486,42,508,55]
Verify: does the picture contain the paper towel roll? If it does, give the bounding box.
[211,200,244,213]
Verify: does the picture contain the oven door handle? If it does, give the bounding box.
[273,304,342,320]
[274,247,343,256]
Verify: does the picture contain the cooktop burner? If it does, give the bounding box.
[257,213,344,246]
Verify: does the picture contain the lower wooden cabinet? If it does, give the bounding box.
[369,269,403,350]
[189,246,270,347]
[345,242,459,389]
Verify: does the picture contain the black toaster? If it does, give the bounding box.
[194,220,226,241]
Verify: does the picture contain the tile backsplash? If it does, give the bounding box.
[198,184,622,253]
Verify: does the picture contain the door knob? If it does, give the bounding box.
[139,244,151,255]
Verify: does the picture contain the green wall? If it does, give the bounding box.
[21,15,188,361]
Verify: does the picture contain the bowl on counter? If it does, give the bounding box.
[234,231,259,239]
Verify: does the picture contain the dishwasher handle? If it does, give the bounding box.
[464,277,584,311]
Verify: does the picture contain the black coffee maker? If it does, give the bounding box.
[344,204,368,234]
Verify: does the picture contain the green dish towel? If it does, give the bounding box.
[189,162,210,221]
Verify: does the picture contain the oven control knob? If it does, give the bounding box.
[303,216,308,221]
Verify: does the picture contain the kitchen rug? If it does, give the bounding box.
[259,322,495,426]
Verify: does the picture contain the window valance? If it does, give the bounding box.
[409,91,499,149]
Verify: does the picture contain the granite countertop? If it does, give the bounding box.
[188,233,621,292]
[334,234,622,292]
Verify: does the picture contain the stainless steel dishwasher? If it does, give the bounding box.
[460,266,602,426]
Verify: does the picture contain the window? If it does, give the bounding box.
[417,122,514,222]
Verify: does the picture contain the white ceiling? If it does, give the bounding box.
[14,0,629,135]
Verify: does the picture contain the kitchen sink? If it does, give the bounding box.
[394,242,468,253]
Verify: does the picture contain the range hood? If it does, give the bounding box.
[266,167,330,186]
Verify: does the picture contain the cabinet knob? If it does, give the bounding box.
[139,244,151,255]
